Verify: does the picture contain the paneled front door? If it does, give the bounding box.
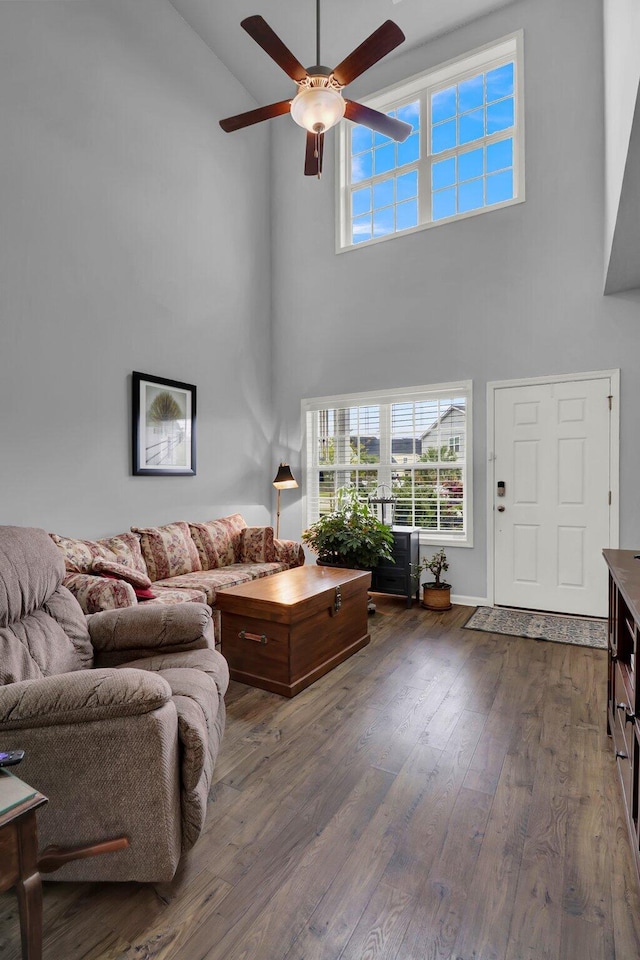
[492,375,615,617]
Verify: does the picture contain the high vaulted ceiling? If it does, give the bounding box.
[168,0,519,103]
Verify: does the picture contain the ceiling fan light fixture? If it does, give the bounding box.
[219,11,408,177]
[290,83,345,134]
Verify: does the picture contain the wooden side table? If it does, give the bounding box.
[0,771,47,960]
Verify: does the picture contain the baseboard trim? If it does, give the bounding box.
[451,594,488,607]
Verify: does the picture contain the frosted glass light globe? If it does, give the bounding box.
[290,85,346,133]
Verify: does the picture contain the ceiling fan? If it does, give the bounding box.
[219,1,412,178]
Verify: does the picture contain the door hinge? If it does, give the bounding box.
[609,491,612,505]
[608,394,613,410]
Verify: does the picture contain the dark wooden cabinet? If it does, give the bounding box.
[370,529,420,607]
[604,549,640,883]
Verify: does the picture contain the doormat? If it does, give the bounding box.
[463,606,607,649]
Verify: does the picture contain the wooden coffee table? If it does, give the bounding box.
[216,565,371,697]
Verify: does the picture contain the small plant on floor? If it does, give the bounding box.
[421,548,450,588]
[420,548,452,611]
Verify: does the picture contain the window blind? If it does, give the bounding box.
[303,381,472,544]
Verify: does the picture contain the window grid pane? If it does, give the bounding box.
[431,135,514,222]
[307,394,468,538]
[340,40,520,250]
[349,101,421,242]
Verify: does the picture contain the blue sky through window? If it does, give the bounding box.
[343,42,520,249]
[350,100,420,243]
[430,61,515,222]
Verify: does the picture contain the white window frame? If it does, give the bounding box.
[301,380,473,548]
[335,31,525,253]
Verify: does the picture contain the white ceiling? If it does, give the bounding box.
[168,0,518,103]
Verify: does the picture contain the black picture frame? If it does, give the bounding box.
[132,372,196,476]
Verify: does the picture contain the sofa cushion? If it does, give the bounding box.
[50,532,147,576]
[241,526,276,563]
[188,514,246,570]
[92,558,153,590]
[146,586,208,606]
[132,522,202,582]
[152,566,263,607]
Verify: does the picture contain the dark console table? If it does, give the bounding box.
[604,549,640,883]
[370,529,420,607]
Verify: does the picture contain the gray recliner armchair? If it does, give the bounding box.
[0,525,229,882]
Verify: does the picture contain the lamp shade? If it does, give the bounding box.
[273,463,298,489]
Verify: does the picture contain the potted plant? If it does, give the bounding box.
[420,548,452,611]
[302,487,394,570]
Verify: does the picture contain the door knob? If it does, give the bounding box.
[497,505,505,512]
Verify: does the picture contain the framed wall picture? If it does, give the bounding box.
[132,372,196,476]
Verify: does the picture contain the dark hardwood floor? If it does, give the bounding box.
[2,600,640,960]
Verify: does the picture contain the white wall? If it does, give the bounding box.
[603,0,640,286]
[0,0,273,537]
[271,0,640,599]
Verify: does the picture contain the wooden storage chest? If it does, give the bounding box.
[216,566,371,698]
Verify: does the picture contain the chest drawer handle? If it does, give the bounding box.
[239,630,268,645]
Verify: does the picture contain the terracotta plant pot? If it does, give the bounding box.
[422,583,452,611]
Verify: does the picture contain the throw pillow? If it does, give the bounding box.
[241,526,276,563]
[49,532,147,575]
[189,514,247,569]
[95,570,156,601]
[133,586,156,601]
[131,521,202,581]
[91,558,153,590]
[98,533,148,575]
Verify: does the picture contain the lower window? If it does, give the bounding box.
[302,381,472,547]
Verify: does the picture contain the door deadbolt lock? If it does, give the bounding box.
[497,481,505,497]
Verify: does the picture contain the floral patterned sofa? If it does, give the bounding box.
[50,515,304,631]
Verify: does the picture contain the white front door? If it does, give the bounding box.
[493,375,614,617]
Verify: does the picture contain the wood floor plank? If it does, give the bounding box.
[339,882,415,960]
[393,786,493,960]
[1,606,638,960]
[560,914,611,960]
[203,766,395,960]
[504,650,572,960]
[563,731,612,925]
[451,752,534,960]
[115,869,232,959]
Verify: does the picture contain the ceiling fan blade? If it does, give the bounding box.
[304,130,325,177]
[344,100,412,142]
[241,16,308,83]
[219,100,292,133]
[332,20,405,87]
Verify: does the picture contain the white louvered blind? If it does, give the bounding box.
[303,381,472,545]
